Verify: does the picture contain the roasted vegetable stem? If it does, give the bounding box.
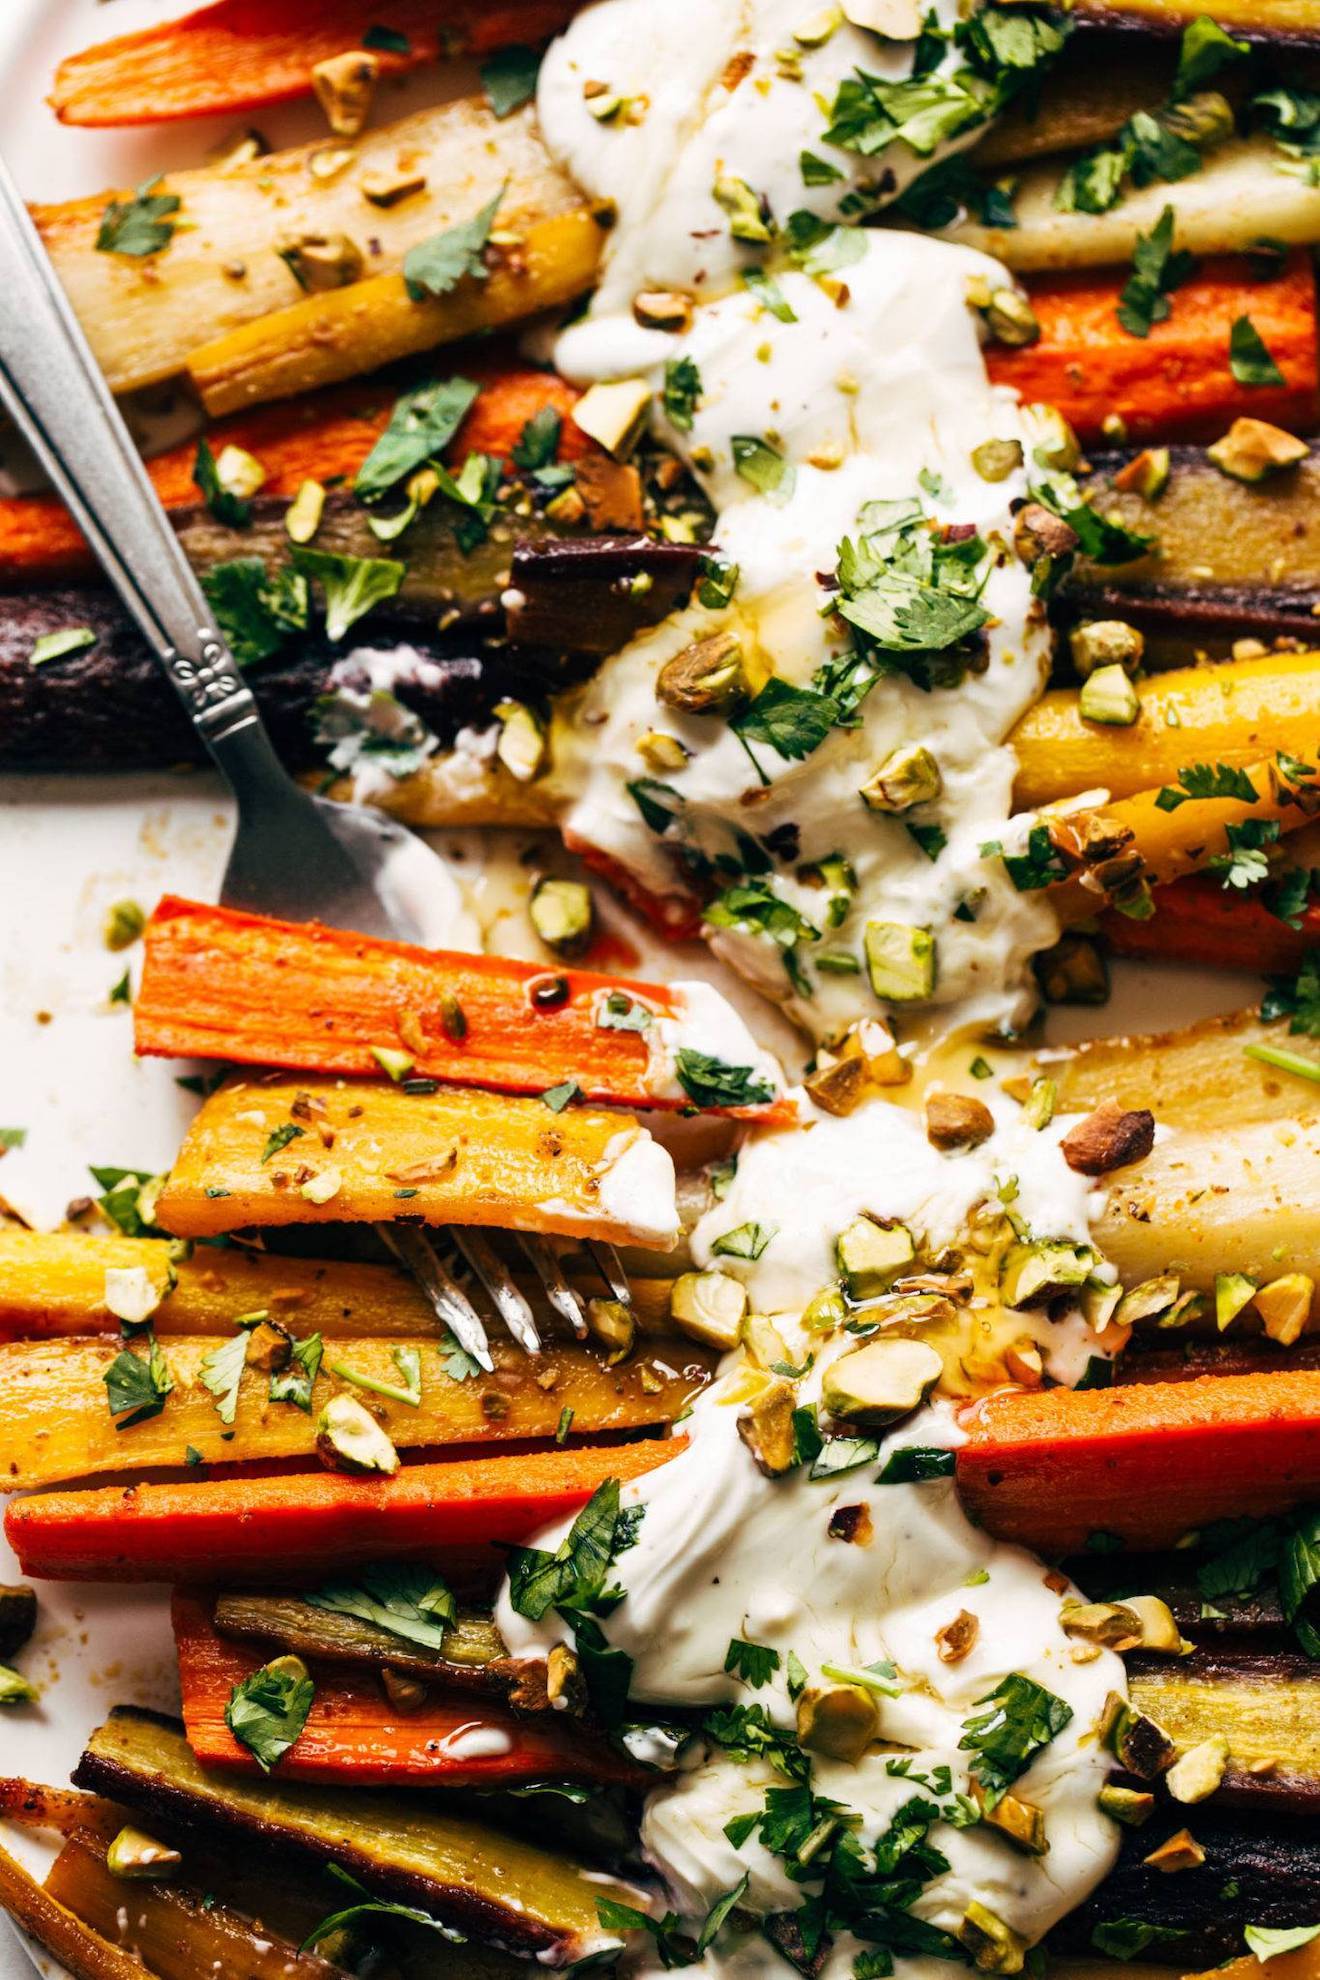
[0,1834,155,1980]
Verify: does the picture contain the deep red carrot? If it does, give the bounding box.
[1102,872,1316,974]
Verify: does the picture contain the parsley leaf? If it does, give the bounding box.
[982,823,1069,892]
[96,175,179,256]
[626,777,684,835]
[308,1563,456,1648]
[704,1701,810,1780]
[402,189,503,301]
[663,356,703,432]
[1269,866,1319,929]
[674,1049,774,1109]
[261,1122,304,1165]
[269,1332,323,1411]
[1261,950,1320,1034]
[1174,17,1249,97]
[225,1657,315,1772]
[698,1875,750,1955]
[511,405,562,470]
[103,1332,173,1427]
[291,548,405,642]
[1155,760,1260,811]
[1209,816,1280,890]
[596,1897,695,1969]
[877,1445,956,1483]
[733,678,836,763]
[90,1166,166,1239]
[1230,314,1287,388]
[959,1673,1073,1807]
[705,879,820,954]
[201,560,309,671]
[1117,204,1196,337]
[507,1478,640,1621]
[725,1638,781,1688]
[355,376,480,500]
[480,44,540,118]
[192,437,252,528]
[199,1329,250,1427]
[1092,1921,1188,1961]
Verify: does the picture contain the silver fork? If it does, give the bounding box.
[0,155,627,1370]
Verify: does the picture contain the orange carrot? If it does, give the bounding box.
[956,1370,1320,1554]
[134,895,789,1117]
[173,1591,640,1786]
[49,0,580,127]
[5,1442,676,1583]
[1102,873,1316,975]
[0,363,586,585]
[987,252,1320,445]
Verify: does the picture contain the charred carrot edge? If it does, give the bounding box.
[0,364,586,585]
[5,1441,676,1583]
[1101,873,1316,974]
[172,1590,641,1786]
[49,0,580,127]
[0,1835,151,1980]
[135,895,788,1118]
[957,1369,1320,1554]
[987,251,1320,445]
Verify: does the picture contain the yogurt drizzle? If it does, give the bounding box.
[500,4,1127,1972]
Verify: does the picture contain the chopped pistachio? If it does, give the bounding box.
[586,1297,634,1366]
[669,1271,748,1349]
[1144,1826,1206,1873]
[494,701,548,782]
[743,1314,789,1371]
[103,1265,165,1328]
[316,1394,399,1474]
[712,175,772,243]
[1000,1239,1094,1308]
[636,730,691,772]
[820,1337,942,1427]
[969,1781,1047,1856]
[1208,417,1309,484]
[570,377,652,458]
[843,0,923,31]
[737,1379,799,1475]
[308,143,357,183]
[1215,1271,1257,1332]
[207,127,268,171]
[1061,1600,1145,1652]
[370,1046,414,1082]
[1115,1274,1181,1327]
[1123,1595,1189,1655]
[864,920,935,1003]
[1079,664,1140,727]
[104,899,146,951]
[836,1216,915,1299]
[106,1826,182,1881]
[858,743,942,814]
[361,164,428,207]
[1014,502,1077,567]
[802,1284,849,1333]
[279,232,363,290]
[1100,1691,1176,1779]
[794,5,843,44]
[632,289,692,331]
[1021,1076,1056,1130]
[1166,1734,1229,1804]
[1114,447,1171,500]
[925,1091,995,1153]
[529,877,595,959]
[805,1053,871,1117]
[1025,402,1081,472]
[796,1682,879,1763]
[1164,89,1234,148]
[1069,620,1145,680]
[978,285,1039,349]
[959,1902,1028,1975]
[546,1643,586,1715]
[1035,933,1109,1007]
[971,437,1024,483]
[311,49,379,137]
[935,1608,979,1665]
[1255,1272,1314,1345]
[213,444,266,502]
[300,1168,342,1204]
[285,478,325,544]
[656,629,749,714]
[1098,1782,1155,1828]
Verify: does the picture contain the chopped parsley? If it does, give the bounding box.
[959,1673,1072,1807]
[29,626,97,669]
[1209,816,1280,890]
[96,175,179,256]
[1174,17,1249,96]
[981,823,1069,893]
[269,1332,323,1411]
[507,1478,641,1622]
[1230,314,1287,388]
[906,822,947,862]
[91,1165,166,1238]
[192,437,253,529]
[260,1122,304,1165]
[595,1896,697,1968]
[597,990,652,1034]
[674,1049,774,1109]
[355,376,480,500]
[697,555,740,610]
[1091,1921,1189,1961]
[201,560,309,672]
[225,1658,315,1772]
[732,435,793,498]
[511,405,562,470]
[1117,205,1196,338]
[290,547,405,642]
[663,357,703,432]
[480,44,541,118]
[626,777,684,835]
[1154,760,1260,811]
[877,1446,956,1484]
[744,267,797,322]
[800,150,843,187]
[402,189,503,301]
[198,1329,250,1426]
[1263,951,1320,1035]
[1268,866,1319,929]
[725,1638,781,1688]
[103,1332,173,1428]
[307,1563,455,1648]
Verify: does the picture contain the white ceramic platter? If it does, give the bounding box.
[0,6,1265,1974]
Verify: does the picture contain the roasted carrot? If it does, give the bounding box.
[0,365,586,586]
[1102,872,1317,974]
[5,1441,677,1583]
[49,0,579,127]
[957,1370,1320,1554]
[173,1591,639,1786]
[0,1835,157,1980]
[987,252,1320,445]
[136,896,784,1117]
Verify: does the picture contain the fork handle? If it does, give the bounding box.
[0,155,259,756]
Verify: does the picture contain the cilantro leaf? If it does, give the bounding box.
[732,678,835,762]
[507,1478,639,1621]
[261,1122,304,1165]
[402,189,503,301]
[698,1875,749,1955]
[1117,204,1196,338]
[1280,1506,1320,1659]
[198,1329,250,1427]
[225,1658,315,1772]
[511,404,562,470]
[480,44,540,118]
[308,1562,456,1649]
[269,1332,323,1411]
[663,357,702,432]
[704,1701,810,1781]
[103,1332,173,1427]
[744,267,797,322]
[193,437,252,529]
[290,548,405,641]
[90,1166,166,1239]
[674,1049,774,1109]
[96,175,179,256]
[596,1897,695,1969]
[1269,867,1318,929]
[1174,17,1249,97]
[705,880,820,953]
[1209,816,1280,891]
[355,376,480,499]
[959,1672,1073,1807]
[877,1446,956,1483]
[982,823,1069,892]
[1092,1921,1189,1961]
[725,1638,781,1688]
[202,559,309,671]
[1261,950,1320,1035]
[1155,760,1261,811]
[1230,314,1287,388]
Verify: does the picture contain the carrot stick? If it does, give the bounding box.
[0,1835,156,1980]
[135,895,787,1118]
[49,0,580,128]
[0,364,586,586]
[1102,873,1316,974]
[956,1369,1320,1554]
[5,1441,676,1583]
[172,1591,641,1786]
[987,251,1320,445]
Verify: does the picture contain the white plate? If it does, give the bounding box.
[0,7,1264,1975]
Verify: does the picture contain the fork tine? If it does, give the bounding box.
[449,1228,543,1354]
[377,1223,494,1373]
[517,1233,588,1338]
[586,1239,633,1306]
